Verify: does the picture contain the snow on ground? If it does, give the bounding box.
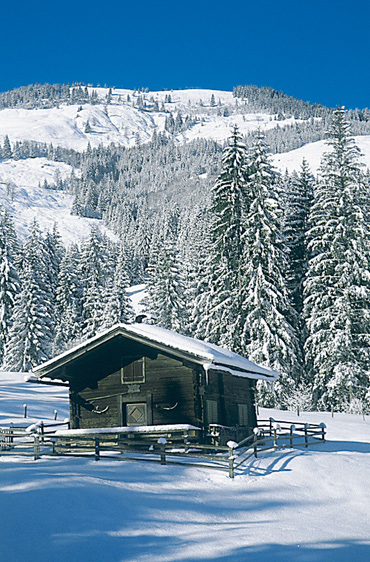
[181,113,297,144]
[0,372,369,562]
[0,88,306,151]
[0,157,115,244]
[272,135,370,174]
[126,284,147,316]
[0,371,69,426]
[0,103,157,150]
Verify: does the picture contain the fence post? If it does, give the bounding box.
[269,417,274,436]
[227,442,237,479]
[34,435,40,460]
[290,424,295,448]
[157,437,167,465]
[273,428,277,449]
[253,428,260,458]
[304,424,308,447]
[319,423,326,441]
[95,438,100,461]
[23,404,27,418]
[39,421,44,443]
[9,422,14,445]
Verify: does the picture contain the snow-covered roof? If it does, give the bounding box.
[33,323,278,382]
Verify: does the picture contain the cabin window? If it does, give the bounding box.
[206,399,218,424]
[121,357,145,383]
[238,403,249,426]
[125,402,147,426]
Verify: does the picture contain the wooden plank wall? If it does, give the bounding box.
[71,352,199,429]
[204,371,256,429]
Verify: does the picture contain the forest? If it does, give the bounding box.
[0,84,370,414]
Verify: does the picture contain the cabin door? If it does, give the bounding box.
[125,402,147,426]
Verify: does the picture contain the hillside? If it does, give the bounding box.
[0,88,299,150]
[0,372,369,562]
[1,84,370,244]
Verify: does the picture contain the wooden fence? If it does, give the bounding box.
[0,417,326,478]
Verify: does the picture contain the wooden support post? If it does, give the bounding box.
[9,423,14,445]
[290,424,295,448]
[157,438,167,465]
[228,446,235,479]
[253,429,259,458]
[34,435,40,460]
[273,428,278,449]
[269,417,274,436]
[304,424,308,447]
[23,404,27,418]
[39,421,44,443]
[320,423,326,441]
[95,438,100,461]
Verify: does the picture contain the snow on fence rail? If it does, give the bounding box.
[0,417,326,478]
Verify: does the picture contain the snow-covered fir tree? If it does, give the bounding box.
[283,159,314,376]
[241,132,302,405]
[43,225,65,337]
[145,216,186,333]
[283,159,314,317]
[304,108,370,410]
[54,244,83,352]
[3,221,53,370]
[0,210,20,364]
[80,226,108,339]
[201,126,250,350]
[101,246,134,329]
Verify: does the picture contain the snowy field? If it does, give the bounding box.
[0,157,116,244]
[272,135,370,174]
[0,372,369,562]
[0,88,316,151]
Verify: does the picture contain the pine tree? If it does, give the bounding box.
[3,221,53,370]
[203,126,250,350]
[304,108,370,410]
[44,225,65,336]
[2,135,12,160]
[284,159,314,318]
[241,132,301,404]
[54,244,83,352]
[80,226,108,339]
[145,235,186,333]
[101,246,134,329]
[0,211,20,364]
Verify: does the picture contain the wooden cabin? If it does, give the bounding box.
[33,324,278,444]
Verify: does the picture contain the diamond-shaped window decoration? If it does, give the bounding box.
[126,403,146,426]
[131,407,144,422]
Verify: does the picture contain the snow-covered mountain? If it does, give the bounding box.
[0,157,114,244]
[0,87,297,150]
[1,85,370,244]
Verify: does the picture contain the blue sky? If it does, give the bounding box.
[1,0,369,109]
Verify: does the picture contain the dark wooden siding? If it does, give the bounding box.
[70,349,200,429]
[204,370,256,428]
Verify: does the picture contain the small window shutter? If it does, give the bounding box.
[206,400,218,424]
[122,358,145,382]
[238,404,249,426]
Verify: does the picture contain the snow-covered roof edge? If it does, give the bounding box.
[33,323,279,382]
